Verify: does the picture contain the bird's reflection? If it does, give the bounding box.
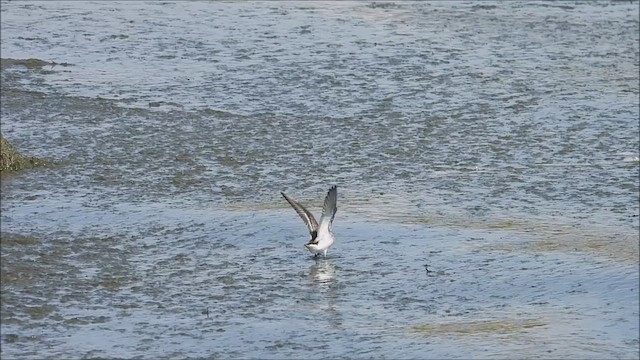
[307,258,342,328]
[309,258,337,285]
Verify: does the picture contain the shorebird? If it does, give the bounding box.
[281,186,337,257]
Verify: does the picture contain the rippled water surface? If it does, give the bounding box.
[1,1,639,359]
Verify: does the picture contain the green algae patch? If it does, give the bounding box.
[99,277,126,291]
[0,233,40,247]
[401,212,639,264]
[479,230,639,264]
[0,134,50,172]
[0,58,72,70]
[26,304,56,320]
[63,316,111,325]
[411,318,547,336]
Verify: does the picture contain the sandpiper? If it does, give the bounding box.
[281,186,337,257]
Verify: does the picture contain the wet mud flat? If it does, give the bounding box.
[0,0,638,358]
[1,201,638,359]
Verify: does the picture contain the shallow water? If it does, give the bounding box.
[1,1,639,359]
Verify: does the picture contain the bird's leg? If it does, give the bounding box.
[323,249,328,258]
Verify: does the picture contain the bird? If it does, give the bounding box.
[281,185,337,258]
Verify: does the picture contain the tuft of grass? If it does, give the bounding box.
[0,134,50,172]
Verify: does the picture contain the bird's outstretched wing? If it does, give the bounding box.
[319,185,337,228]
[281,191,319,236]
